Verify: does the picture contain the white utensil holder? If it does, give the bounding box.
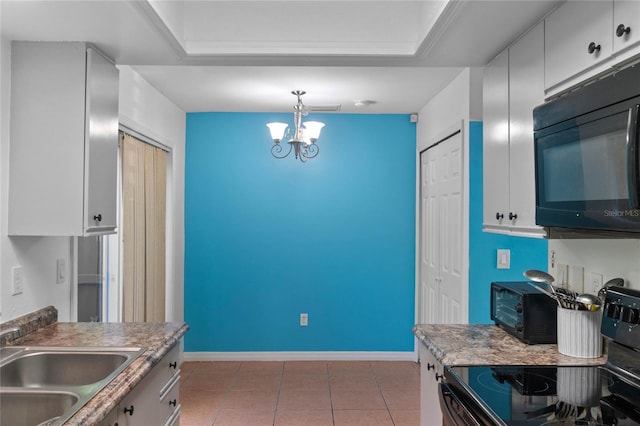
[557,306,603,358]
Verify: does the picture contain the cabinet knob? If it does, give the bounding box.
[616,24,631,38]
[93,214,102,222]
[169,361,177,369]
[169,399,177,407]
[427,363,435,371]
[435,373,444,382]
[495,212,504,221]
[123,405,134,416]
[587,42,601,54]
[509,212,518,221]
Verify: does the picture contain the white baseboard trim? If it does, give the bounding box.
[184,351,418,362]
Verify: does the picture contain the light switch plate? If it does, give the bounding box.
[56,259,65,284]
[12,266,24,295]
[497,249,510,269]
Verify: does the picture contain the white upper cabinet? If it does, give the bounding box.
[613,1,640,54]
[482,48,510,232]
[545,0,640,96]
[483,22,546,238]
[545,1,613,91]
[9,42,119,236]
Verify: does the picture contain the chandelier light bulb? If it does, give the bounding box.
[303,121,325,144]
[266,122,288,143]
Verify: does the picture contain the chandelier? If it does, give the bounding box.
[266,90,325,162]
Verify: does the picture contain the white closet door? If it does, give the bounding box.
[419,131,465,324]
[420,147,440,324]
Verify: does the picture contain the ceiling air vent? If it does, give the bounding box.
[308,104,341,112]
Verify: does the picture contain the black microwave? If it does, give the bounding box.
[533,64,640,235]
[490,282,557,344]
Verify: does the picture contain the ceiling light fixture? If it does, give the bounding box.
[266,90,325,162]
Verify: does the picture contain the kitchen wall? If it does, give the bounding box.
[548,239,640,293]
[416,68,548,325]
[184,112,416,357]
[0,35,186,322]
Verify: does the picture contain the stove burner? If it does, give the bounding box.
[491,366,557,396]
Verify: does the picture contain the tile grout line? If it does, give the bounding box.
[371,361,397,426]
[326,362,337,426]
[272,361,285,426]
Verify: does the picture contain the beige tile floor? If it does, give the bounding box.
[180,360,421,426]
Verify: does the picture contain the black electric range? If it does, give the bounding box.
[440,287,640,425]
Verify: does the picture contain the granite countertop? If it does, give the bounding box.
[413,324,607,366]
[1,307,189,425]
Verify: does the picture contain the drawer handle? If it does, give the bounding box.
[435,373,444,382]
[123,405,134,416]
[427,363,435,371]
[169,399,177,407]
[588,42,601,54]
[495,212,504,221]
[169,361,177,369]
[509,212,518,221]
[616,24,631,37]
[93,214,102,222]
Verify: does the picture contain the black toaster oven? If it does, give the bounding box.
[490,281,558,344]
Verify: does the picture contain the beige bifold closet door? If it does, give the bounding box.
[121,132,167,322]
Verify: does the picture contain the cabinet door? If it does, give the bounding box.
[419,345,443,426]
[118,366,165,426]
[84,47,119,234]
[482,49,510,232]
[613,0,640,53]
[545,1,613,89]
[508,22,545,235]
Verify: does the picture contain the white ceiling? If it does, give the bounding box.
[0,0,561,113]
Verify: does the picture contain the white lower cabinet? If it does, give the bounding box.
[419,345,444,426]
[114,343,182,426]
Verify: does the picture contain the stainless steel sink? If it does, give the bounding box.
[1,351,129,387]
[0,390,79,426]
[0,346,146,425]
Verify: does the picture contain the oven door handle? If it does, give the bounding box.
[438,382,483,426]
[627,104,640,208]
[438,382,459,426]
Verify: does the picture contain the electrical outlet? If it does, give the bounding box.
[56,259,65,284]
[300,313,308,327]
[569,265,584,293]
[557,264,568,287]
[12,266,24,295]
[590,272,603,294]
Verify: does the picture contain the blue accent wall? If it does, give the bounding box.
[468,121,548,324]
[185,113,416,352]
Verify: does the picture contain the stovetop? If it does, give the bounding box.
[444,287,640,425]
[446,363,640,425]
